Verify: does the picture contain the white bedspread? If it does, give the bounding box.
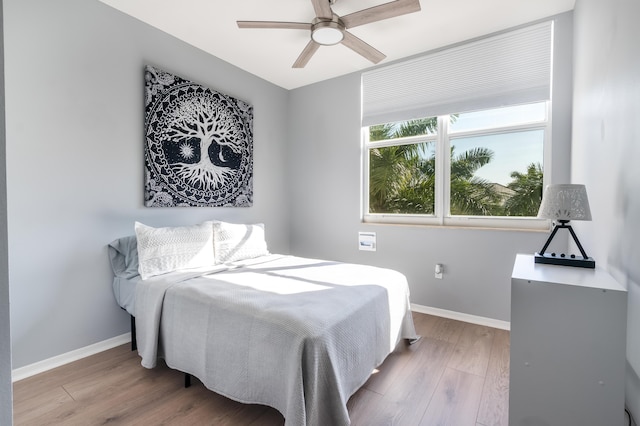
[135,255,417,426]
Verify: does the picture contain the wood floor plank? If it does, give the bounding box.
[362,339,420,395]
[476,328,510,426]
[246,405,285,425]
[13,312,510,426]
[364,337,455,425]
[127,383,280,426]
[412,311,436,336]
[60,354,149,400]
[12,386,74,425]
[347,386,385,426]
[13,344,133,402]
[447,323,495,377]
[16,362,182,425]
[422,315,465,344]
[419,367,485,426]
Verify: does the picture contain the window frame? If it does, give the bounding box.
[362,102,552,230]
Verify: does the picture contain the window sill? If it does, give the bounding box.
[363,214,551,232]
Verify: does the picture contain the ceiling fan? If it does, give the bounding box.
[237,0,421,68]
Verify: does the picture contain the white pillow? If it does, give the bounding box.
[212,221,269,264]
[134,221,215,280]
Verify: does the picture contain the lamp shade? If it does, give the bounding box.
[537,184,592,221]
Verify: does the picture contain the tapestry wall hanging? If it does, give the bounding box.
[144,65,253,207]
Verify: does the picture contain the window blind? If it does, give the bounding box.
[362,21,553,126]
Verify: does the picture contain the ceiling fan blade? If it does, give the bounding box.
[293,40,321,68]
[311,0,333,19]
[237,21,311,30]
[341,31,386,64]
[341,0,421,29]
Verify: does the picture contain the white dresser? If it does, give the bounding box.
[510,254,627,426]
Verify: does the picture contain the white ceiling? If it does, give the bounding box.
[99,0,575,90]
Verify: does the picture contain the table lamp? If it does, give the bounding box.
[535,184,595,268]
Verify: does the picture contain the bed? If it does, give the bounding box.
[109,221,418,426]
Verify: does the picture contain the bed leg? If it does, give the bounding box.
[184,373,192,388]
[130,315,137,351]
[407,336,421,345]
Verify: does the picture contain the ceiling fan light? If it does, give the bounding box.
[312,22,344,45]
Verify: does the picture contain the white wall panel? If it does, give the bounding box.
[572,0,640,420]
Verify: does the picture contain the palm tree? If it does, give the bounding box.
[384,147,436,214]
[369,118,437,213]
[449,146,503,215]
[368,116,503,215]
[369,143,428,213]
[504,162,544,216]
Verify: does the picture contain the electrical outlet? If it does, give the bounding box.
[435,263,443,279]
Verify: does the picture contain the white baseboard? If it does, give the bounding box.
[12,333,131,383]
[411,303,510,331]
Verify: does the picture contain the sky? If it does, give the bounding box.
[448,102,546,185]
[453,131,544,186]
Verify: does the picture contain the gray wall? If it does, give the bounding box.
[1,0,14,422]
[4,0,290,369]
[572,0,640,420]
[287,12,574,323]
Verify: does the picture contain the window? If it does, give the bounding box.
[361,21,553,229]
[363,102,549,229]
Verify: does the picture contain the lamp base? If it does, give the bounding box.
[534,253,595,268]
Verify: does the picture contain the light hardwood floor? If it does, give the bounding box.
[13,312,510,426]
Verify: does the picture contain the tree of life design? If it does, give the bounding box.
[144,66,253,207]
[165,93,245,191]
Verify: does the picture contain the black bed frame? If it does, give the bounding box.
[130,314,136,351]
